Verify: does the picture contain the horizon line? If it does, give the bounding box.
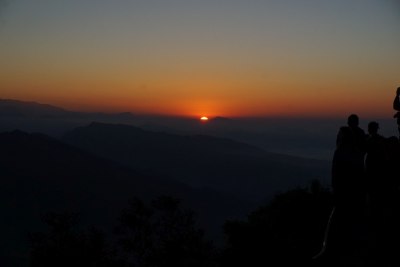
[0,97,394,121]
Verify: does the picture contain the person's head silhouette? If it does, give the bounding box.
[347,114,359,128]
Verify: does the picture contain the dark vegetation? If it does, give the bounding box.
[29,196,216,267]
[220,181,333,266]
[27,185,333,267]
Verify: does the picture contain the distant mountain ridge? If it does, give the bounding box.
[0,98,68,117]
[0,98,139,136]
[0,98,342,160]
[0,98,135,119]
[63,122,330,202]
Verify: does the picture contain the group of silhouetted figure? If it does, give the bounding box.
[315,87,400,265]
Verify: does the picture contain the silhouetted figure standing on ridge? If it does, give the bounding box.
[365,121,386,210]
[365,127,400,265]
[365,121,388,264]
[393,87,400,138]
[333,114,367,206]
[327,114,368,264]
[365,121,386,225]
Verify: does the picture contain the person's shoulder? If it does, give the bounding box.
[337,126,351,138]
[338,126,350,133]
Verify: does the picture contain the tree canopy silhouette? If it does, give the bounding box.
[114,196,216,267]
[220,180,333,267]
[29,212,120,267]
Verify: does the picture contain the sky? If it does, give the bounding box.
[1,0,399,118]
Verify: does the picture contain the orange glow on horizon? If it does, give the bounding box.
[1,93,393,119]
[1,82,395,119]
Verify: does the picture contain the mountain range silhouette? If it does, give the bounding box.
[63,122,329,202]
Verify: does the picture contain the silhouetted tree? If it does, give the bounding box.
[220,180,333,267]
[29,212,120,267]
[114,196,216,267]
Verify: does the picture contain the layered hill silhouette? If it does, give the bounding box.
[0,99,136,136]
[0,130,252,266]
[0,98,342,160]
[63,122,330,202]
[0,99,134,119]
[0,99,69,117]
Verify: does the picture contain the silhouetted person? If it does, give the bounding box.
[364,121,400,265]
[365,121,386,205]
[384,136,400,192]
[328,114,368,264]
[336,114,366,152]
[365,122,386,222]
[383,136,400,239]
[369,135,400,265]
[393,87,400,137]
[333,114,367,205]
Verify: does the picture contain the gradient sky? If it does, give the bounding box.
[1,0,399,118]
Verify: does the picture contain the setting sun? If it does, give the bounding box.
[200,116,209,122]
